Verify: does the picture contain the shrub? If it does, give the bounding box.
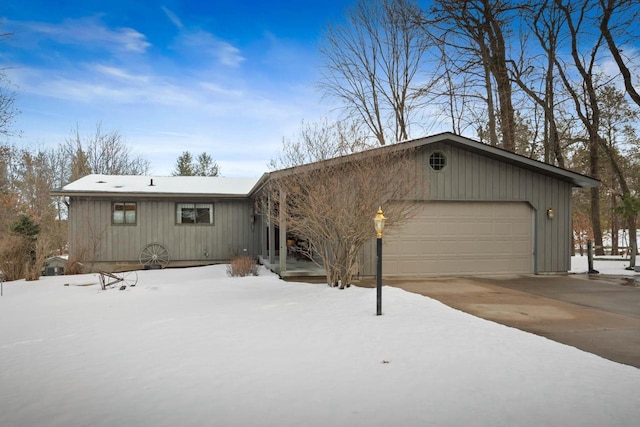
[65,259,85,275]
[0,215,49,281]
[24,235,49,281]
[0,234,29,281]
[227,256,259,277]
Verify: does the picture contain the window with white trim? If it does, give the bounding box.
[176,203,214,224]
[113,202,137,225]
[429,151,447,171]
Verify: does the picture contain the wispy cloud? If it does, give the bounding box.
[91,64,150,83]
[174,30,245,67]
[8,16,150,53]
[42,75,199,107]
[4,7,331,177]
[161,6,184,30]
[13,63,269,115]
[200,82,244,98]
[157,7,245,68]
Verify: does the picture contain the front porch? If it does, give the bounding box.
[259,254,326,279]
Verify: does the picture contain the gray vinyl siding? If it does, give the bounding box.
[68,197,259,265]
[359,142,574,276]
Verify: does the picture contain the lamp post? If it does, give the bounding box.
[374,207,386,316]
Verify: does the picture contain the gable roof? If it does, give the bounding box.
[257,132,600,190]
[52,133,600,199]
[409,133,600,188]
[51,174,261,198]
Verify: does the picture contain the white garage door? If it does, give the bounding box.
[383,202,533,276]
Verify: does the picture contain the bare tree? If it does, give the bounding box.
[596,85,639,265]
[67,218,107,274]
[598,0,640,108]
[430,0,519,151]
[47,145,71,253]
[422,40,485,137]
[553,0,609,254]
[0,32,19,137]
[319,0,431,145]
[265,119,419,288]
[598,0,640,265]
[0,73,17,137]
[266,149,418,288]
[0,233,29,281]
[269,118,372,170]
[509,0,566,166]
[64,123,150,180]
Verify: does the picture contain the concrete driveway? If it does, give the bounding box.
[365,274,640,368]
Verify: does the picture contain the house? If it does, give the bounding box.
[51,175,262,272]
[51,132,599,277]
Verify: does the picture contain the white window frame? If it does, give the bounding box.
[176,203,214,225]
[112,202,137,225]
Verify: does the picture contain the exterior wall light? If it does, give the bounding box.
[547,208,555,219]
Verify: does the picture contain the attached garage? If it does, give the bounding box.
[383,202,533,276]
[352,133,600,277]
[260,132,601,278]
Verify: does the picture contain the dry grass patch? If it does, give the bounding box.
[227,256,259,277]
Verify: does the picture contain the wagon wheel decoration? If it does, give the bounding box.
[120,271,139,287]
[139,243,170,269]
[98,271,138,290]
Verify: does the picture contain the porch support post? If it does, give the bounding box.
[279,190,287,274]
[268,193,275,265]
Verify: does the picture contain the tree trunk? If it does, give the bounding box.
[483,58,498,147]
[591,188,605,256]
[488,15,515,152]
[629,220,637,268]
[590,139,605,255]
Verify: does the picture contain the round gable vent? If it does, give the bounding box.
[429,151,447,171]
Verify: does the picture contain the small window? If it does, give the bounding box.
[113,202,137,225]
[177,203,214,224]
[429,151,447,171]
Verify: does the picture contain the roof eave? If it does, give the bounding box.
[248,172,271,197]
[260,132,600,189]
[50,191,251,198]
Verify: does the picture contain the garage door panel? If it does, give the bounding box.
[474,223,495,235]
[422,243,440,255]
[439,241,460,253]
[512,241,532,253]
[384,202,533,276]
[457,244,477,256]
[495,225,514,236]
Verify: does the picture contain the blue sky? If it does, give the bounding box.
[1,1,354,177]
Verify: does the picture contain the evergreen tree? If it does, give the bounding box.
[70,146,91,181]
[10,214,40,269]
[195,152,220,177]
[172,151,220,176]
[11,214,40,240]
[172,151,194,176]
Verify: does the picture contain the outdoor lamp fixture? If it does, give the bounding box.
[547,208,555,220]
[374,207,387,316]
[374,207,386,239]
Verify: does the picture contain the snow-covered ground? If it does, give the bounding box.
[1,261,639,427]
[570,254,639,275]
